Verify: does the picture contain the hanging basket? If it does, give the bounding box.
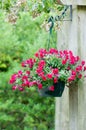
[38,80,65,97]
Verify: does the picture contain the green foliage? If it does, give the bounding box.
[0,1,70,129]
[0,0,17,10]
[0,0,64,20]
[0,11,56,129]
[0,12,18,71]
[15,12,45,46]
[14,12,57,59]
[0,70,55,129]
[0,11,56,71]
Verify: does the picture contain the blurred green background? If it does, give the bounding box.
[0,0,58,129]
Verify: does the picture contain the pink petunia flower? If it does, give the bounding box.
[49,86,54,91]
[38,83,43,89]
[46,73,53,79]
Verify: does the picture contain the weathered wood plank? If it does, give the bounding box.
[57,0,86,5]
[69,84,78,130]
[55,87,69,130]
[77,6,86,130]
[55,5,86,130]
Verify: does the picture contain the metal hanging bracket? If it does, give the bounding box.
[55,5,72,21]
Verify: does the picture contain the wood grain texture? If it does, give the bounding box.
[69,84,78,130]
[55,5,86,130]
[55,87,69,130]
[77,6,86,130]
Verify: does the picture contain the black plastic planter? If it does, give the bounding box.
[38,81,65,97]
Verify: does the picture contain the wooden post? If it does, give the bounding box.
[69,83,78,130]
[77,6,86,130]
[55,1,86,130]
[55,87,69,130]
